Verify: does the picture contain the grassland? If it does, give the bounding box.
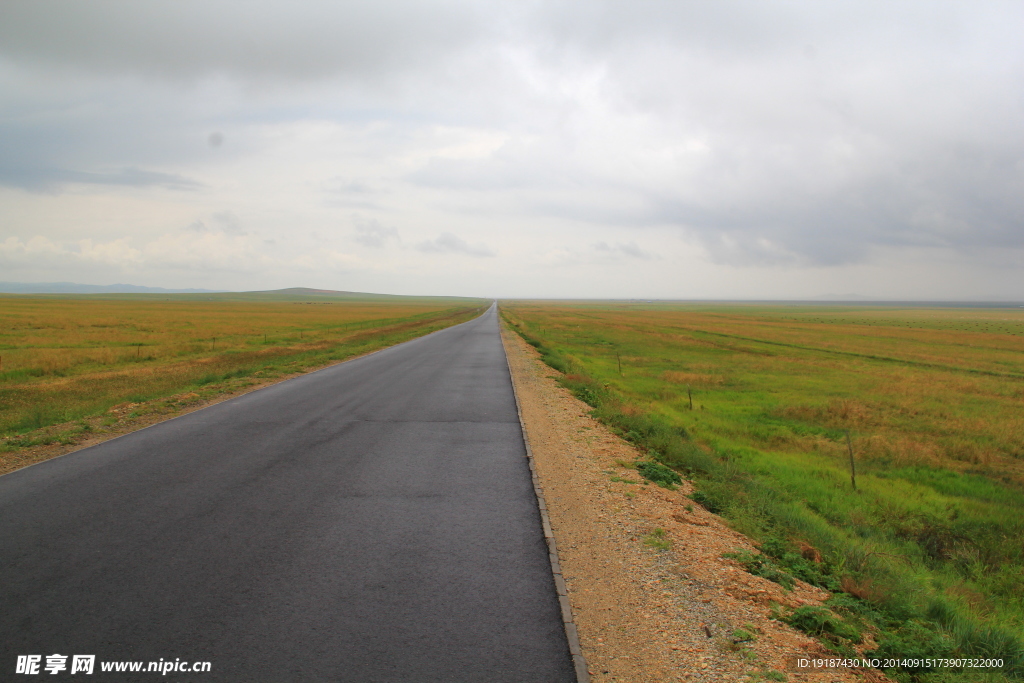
[501,301,1024,682]
[0,293,485,459]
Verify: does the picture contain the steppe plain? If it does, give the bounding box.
[4,294,1022,681]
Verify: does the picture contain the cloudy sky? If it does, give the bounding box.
[1,1,1022,299]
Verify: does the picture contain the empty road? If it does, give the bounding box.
[0,304,575,681]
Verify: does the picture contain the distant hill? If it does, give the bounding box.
[0,283,485,304]
[0,281,219,294]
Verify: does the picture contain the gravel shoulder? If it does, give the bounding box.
[502,323,889,683]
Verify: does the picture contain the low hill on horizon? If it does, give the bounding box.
[0,281,218,294]
[0,282,484,303]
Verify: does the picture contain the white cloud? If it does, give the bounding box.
[0,235,71,264]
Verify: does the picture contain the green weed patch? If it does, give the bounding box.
[637,460,683,488]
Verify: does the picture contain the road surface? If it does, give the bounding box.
[0,304,575,681]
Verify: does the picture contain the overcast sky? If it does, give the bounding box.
[1,1,1022,299]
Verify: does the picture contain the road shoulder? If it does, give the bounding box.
[501,323,887,683]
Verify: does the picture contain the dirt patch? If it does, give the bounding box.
[502,324,889,683]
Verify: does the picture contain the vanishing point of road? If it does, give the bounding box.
[0,304,577,681]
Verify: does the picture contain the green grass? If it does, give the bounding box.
[502,302,1024,681]
[643,528,672,551]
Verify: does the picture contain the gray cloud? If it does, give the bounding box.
[416,233,494,257]
[0,1,482,81]
[0,166,203,192]
[402,0,1024,267]
[1,1,1022,296]
[211,211,246,234]
[593,241,650,260]
[352,217,399,248]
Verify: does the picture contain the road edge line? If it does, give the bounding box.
[499,314,591,683]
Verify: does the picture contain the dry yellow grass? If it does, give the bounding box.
[661,370,724,386]
[1,295,484,439]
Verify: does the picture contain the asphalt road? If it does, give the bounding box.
[0,304,575,681]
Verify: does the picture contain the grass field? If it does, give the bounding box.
[501,301,1024,682]
[0,293,485,452]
